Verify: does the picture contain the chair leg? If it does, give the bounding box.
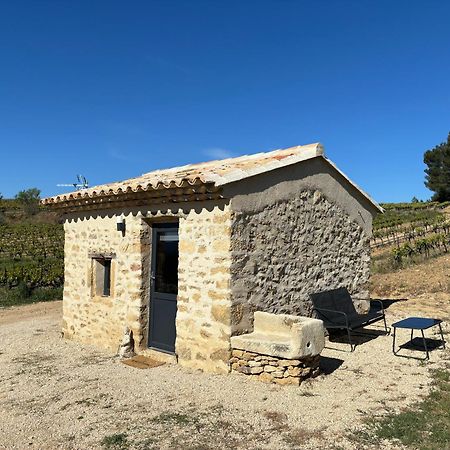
[439,323,446,349]
[383,314,390,335]
[347,328,355,352]
[421,329,429,360]
[392,327,397,355]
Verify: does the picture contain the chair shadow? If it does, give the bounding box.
[319,355,344,375]
[327,327,387,351]
[371,298,408,310]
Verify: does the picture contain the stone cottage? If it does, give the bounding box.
[43,143,382,374]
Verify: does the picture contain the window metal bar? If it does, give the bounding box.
[103,260,111,296]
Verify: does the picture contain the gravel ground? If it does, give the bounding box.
[0,300,447,450]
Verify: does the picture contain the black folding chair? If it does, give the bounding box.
[310,287,388,351]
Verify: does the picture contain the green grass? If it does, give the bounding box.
[151,412,193,426]
[355,368,450,449]
[101,433,129,450]
[0,284,62,308]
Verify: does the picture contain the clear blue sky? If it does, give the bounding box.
[1,0,449,202]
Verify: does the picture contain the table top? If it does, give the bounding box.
[392,317,442,330]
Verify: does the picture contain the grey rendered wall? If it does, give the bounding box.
[226,156,376,335]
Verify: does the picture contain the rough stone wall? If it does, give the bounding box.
[176,204,233,374]
[62,213,147,352]
[230,350,320,386]
[62,202,234,375]
[230,190,371,335]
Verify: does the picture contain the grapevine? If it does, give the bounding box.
[0,223,63,287]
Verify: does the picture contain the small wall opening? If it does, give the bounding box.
[94,258,112,297]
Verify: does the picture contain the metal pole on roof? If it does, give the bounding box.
[57,175,89,191]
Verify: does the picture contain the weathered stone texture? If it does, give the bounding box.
[230,311,325,359]
[230,349,320,385]
[230,190,370,335]
[63,213,146,352]
[63,203,234,375]
[176,204,233,374]
[62,185,370,377]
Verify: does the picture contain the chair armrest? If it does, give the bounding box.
[312,307,350,328]
[371,299,385,315]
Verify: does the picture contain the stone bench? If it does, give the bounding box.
[231,311,325,359]
[230,312,325,385]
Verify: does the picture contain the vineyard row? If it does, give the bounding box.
[0,259,64,288]
[391,232,450,261]
[371,217,450,249]
[0,223,63,259]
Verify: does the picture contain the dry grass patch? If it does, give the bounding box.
[284,426,325,447]
[354,366,450,449]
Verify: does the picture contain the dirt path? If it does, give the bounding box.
[0,301,446,450]
[0,301,61,326]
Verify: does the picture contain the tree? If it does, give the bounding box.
[15,188,41,215]
[424,132,450,201]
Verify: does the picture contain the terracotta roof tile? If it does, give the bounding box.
[41,142,382,212]
[42,143,323,205]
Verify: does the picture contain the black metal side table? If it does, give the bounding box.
[392,317,445,360]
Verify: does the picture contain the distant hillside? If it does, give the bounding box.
[0,200,63,306]
[0,198,60,225]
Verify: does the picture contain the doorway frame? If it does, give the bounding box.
[148,221,179,354]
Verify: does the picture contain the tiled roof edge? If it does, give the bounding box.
[210,143,323,186]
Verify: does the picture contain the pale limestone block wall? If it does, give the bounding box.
[63,213,146,352]
[62,201,234,374]
[176,204,233,374]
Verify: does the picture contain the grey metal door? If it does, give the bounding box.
[149,223,179,353]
